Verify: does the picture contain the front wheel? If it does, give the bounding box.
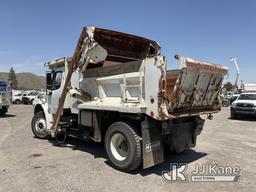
[31,111,49,139]
[105,122,142,172]
[231,112,237,119]
[14,99,21,104]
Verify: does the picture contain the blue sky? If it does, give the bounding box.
[0,0,255,83]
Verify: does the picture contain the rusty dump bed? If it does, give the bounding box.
[72,26,161,69]
[166,55,228,116]
[93,28,160,59]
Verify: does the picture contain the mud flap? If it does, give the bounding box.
[169,122,196,153]
[141,117,164,169]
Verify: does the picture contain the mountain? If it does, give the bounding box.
[0,72,45,90]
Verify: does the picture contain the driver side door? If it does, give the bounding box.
[47,70,64,114]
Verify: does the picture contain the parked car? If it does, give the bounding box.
[12,93,23,104]
[22,91,38,104]
[231,93,256,119]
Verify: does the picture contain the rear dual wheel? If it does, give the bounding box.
[105,122,142,172]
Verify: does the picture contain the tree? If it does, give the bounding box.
[8,67,18,89]
[223,81,235,92]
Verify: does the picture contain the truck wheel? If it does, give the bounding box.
[31,111,48,139]
[231,112,237,119]
[105,122,141,172]
[0,107,7,116]
[14,99,21,104]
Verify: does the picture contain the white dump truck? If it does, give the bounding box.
[31,27,228,171]
[0,80,11,116]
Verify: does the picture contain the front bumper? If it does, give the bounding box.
[231,107,256,116]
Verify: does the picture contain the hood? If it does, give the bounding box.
[233,100,256,105]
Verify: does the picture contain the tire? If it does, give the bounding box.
[231,112,237,119]
[31,111,49,139]
[0,107,7,116]
[105,122,142,172]
[14,99,21,104]
[222,101,230,107]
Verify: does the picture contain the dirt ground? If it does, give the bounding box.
[0,105,255,192]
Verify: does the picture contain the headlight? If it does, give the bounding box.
[231,103,237,108]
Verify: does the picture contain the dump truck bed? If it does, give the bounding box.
[49,26,228,132]
[165,55,228,117]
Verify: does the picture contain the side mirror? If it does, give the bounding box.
[46,71,52,91]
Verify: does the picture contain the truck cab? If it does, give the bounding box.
[32,26,228,172]
[0,81,11,116]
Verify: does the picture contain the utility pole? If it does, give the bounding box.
[229,57,240,92]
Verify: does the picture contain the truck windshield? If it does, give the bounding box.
[238,94,256,100]
[29,92,38,96]
[0,82,7,92]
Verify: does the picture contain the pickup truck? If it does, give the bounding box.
[231,92,256,118]
[0,81,11,116]
[12,92,22,104]
[31,26,228,172]
[22,91,38,104]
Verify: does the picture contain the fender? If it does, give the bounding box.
[33,97,53,132]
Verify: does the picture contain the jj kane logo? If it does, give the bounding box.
[162,163,240,182]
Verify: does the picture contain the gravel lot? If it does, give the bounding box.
[0,105,255,192]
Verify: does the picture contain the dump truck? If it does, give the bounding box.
[31,27,228,172]
[0,80,11,116]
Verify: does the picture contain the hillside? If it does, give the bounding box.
[0,72,45,90]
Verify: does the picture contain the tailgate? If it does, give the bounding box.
[167,55,228,114]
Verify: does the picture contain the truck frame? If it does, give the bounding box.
[31,26,228,171]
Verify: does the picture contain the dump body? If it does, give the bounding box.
[32,26,228,171]
[166,55,228,116]
[56,27,228,121]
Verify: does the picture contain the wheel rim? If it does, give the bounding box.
[35,118,47,135]
[110,133,128,161]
